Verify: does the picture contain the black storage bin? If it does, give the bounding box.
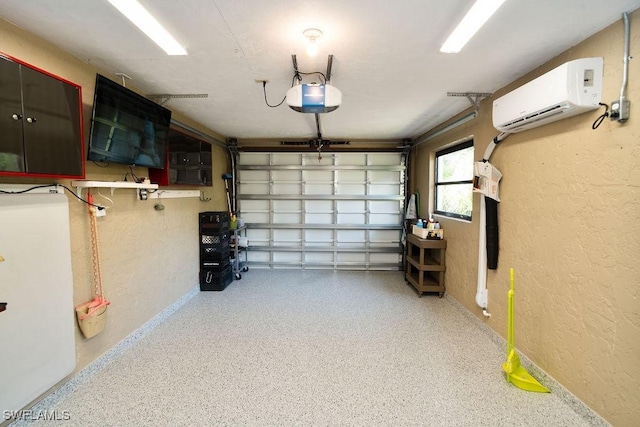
[200,232,230,256]
[199,211,232,291]
[200,265,233,291]
[201,255,230,269]
[199,211,230,230]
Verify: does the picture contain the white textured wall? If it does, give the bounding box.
[412,11,640,427]
[0,19,229,375]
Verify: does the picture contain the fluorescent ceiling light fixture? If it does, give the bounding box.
[440,0,507,53]
[107,0,187,55]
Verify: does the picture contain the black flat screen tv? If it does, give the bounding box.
[87,74,171,169]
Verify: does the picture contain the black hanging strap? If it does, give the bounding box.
[485,196,499,270]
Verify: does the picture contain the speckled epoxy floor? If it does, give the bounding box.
[13,270,607,426]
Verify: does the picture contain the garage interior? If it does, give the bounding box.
[0,2,638,426]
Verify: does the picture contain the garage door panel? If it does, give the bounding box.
[237,152,404,270]
[272,153,302,165]
[370,213,401,224]
[337,170,365,182]
[273,212,302,223]
[337,213,365,224]
[337,184,366,195]
[304,170,333,182]
[337,230,365,243]
[272,170,301,181]
[370,229,401,243]
[371,253,402,264]
[239,153,270,165]
[305,252,333,264]
[337,200,365,213]
[272,183,301,195]
[247,251,270,263]
[240,200,269,211]
[337,252,366,263]
[306,229,333,243]
[273,252,301,263]
[306,200,332,212]
[306,155,336,166]
[242,211,269,223]
[239,170,269,180]
[273,200,301,212]
[370,184,402,195]
[337,153,367,165]
[370,170,401,181]
[246,228,269,245]
[306,184,333,195]
[241,182,269,194]
[273,229,301,245]
[369,200,400,213]
[305,213,333,223]
[368,153,401,165]
[306,242,333,248]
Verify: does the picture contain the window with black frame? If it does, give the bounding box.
[434,139,474,221]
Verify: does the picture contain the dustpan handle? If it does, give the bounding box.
[507,268,515,353]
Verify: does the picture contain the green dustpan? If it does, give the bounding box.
[503,268,550,393]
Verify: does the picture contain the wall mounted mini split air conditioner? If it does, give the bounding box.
[492,57,603,133]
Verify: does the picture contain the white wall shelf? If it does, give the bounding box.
[71,180,158,198]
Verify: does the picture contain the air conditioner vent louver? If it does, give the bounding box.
[493,58,603,133]
[500,104,569,131]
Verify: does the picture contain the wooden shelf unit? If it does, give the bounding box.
[405,234,446,297]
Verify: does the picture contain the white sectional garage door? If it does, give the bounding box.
[237,152,405,270]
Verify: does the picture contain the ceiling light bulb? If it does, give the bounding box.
[440,0,507,53]
[303,28,322,56]
[306,40,319,56]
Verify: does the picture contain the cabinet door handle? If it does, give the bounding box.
[12,113,22,120]
[26,117,37,123]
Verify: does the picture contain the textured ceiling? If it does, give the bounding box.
[1,0,639,141]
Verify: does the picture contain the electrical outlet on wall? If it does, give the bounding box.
[138,189,148,201]
[610,98,630,122]
[90,205,106,217]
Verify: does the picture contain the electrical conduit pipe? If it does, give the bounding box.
[476,132,509,317]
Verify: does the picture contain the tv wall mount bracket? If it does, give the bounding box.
[147,93,209,106]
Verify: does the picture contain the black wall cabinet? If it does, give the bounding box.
[149,127,212,186]
[0,54,84,178]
